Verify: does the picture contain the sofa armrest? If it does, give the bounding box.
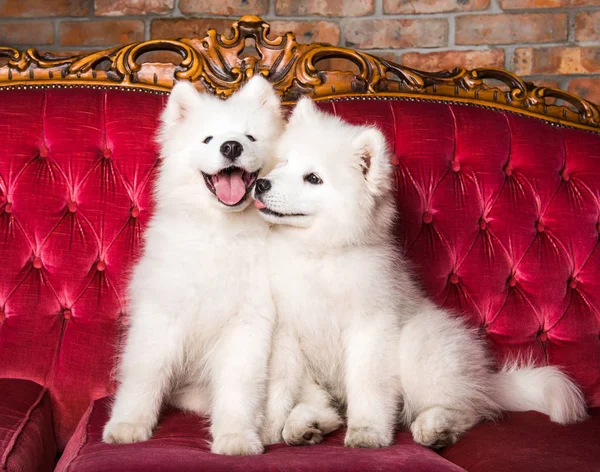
[0,379,56,472]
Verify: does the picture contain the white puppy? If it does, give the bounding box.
[256,98,587,449]
[103,76,282,456]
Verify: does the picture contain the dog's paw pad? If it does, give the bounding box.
[283,422,324,446]
[282,404,343,446]
[211,432,264,456]
[344,426,391,448]
[103,422,153,444]
[410,407,475,449]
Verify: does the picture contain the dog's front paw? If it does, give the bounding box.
[211,431,264,456]
[344,426,392,448]
[282,403,343,446]
[103,421,153,444]
[410,407,478,449]
[261,421,284,445]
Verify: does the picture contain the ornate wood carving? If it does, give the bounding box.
[1,15,598,132]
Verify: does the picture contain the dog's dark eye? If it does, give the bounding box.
[203,136,213,144]
[304,173,323,185]
[246,135,256,142]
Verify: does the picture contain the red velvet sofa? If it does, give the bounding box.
[1,17,599,472]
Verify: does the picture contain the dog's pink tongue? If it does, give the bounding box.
[213,170,246,205]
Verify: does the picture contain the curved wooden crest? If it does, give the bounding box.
[0,15,598,132]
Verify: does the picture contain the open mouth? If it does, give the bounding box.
[254,199,307,218]
[202,167,259,207]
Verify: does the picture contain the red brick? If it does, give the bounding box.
[384,0,490,14]
[371,52,399,62]
[456,13,567,45]
[0,0,89,17]
[38,50,91,57]
[512,47,600,75]
[180,0,268,15]
[59,20,144,47]
[269,21,340,45]
[95,0,174,15]
[276,0,373,17]
[151,19,233,39]
[500,0,600,8]
[41,49,184,64]
[402,49,504,71]
[345,19,448,49]
[0,21,54,45]
[575,11,600,42]
[313,51,400,75]
[568,78,600,106]
[524,78,560,89]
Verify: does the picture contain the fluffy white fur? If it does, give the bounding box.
[256,97,588,449]
[102,76,283,456]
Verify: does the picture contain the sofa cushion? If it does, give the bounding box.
[0,378,56,472]
[56,396,462,472]
[440,408,600,471]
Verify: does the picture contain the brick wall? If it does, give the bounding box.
[1,0,599,104]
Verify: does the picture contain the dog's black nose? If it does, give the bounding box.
[220,141,243,160]
[255,179,271,195]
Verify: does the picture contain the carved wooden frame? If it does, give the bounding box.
[1,15,598,133]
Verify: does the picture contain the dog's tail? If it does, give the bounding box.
[491,361,588,424]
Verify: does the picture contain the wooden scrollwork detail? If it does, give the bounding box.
[0,16,598,132]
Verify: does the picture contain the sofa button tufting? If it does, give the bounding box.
[39,145,48,158]
[536,222,545,232]
[33,258,42,270]
[68,202,77,213]
[4,202,12,213]
[479,218,487,230]
[504,166,512,176]
[63,309,72,320]
[449,274,459,284]
[102,148,112,159]
[569,279,578,289]
[423,212,433,224]
[561,170,570,181]
[539,332,548,342]
[452,162,460,172]
[131,206,140,218]
[97,261,106,272]
[508,276,517,287]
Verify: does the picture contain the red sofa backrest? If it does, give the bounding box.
[1,88,599,448]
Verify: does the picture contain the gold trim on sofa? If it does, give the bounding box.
[1,15,598,133]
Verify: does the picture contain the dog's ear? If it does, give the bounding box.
[352,127,392,195]
[233,75,280,113]
[288,96,319,126]
[161,81,202,125]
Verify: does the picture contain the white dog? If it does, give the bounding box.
[256,97,587,449]
[103,76,282,456]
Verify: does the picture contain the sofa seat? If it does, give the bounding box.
[0,378,56,472]
[440,408,600,472]
[56,397,463,472]
[57,399,600,472]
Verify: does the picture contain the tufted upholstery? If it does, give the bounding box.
[0,89,165,448]
[0,88,599,462]
[315,99,600,406]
